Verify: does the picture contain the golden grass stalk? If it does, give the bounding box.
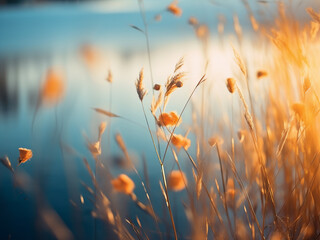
[0,155,14,173]
[232,46,247,77]
[136,68,148,101]
[93,108,120,118]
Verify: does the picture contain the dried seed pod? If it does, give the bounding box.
[176,81,183,88]
[257,70,268,79]
[153,84,161,91]
[226,78,236,94]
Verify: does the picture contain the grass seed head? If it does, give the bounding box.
[136,68,148,101]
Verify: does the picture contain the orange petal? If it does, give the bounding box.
[18,148,33,164]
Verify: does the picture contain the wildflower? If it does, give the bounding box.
[171,134,191,150]
[158,112,181,127]
[111,174,135,195]
[41,69,65,105]
[167,1,182,17]
[168,170,187,191]
[226,78,236,93]
[18,148,33,164]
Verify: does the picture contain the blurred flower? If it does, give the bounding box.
[158,112,181,127]
[168,170,187,191]
[41,69,65,105]
[111,174,135,195]
[167,1,182,17]
[171,134,191,150]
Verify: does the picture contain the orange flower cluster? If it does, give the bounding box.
[168,170,187,191]
[171,134,191,150]
[111,174,135,195]
[158,112,181,127]
[18,148,33,164]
